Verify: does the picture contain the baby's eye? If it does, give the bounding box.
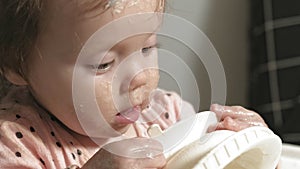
[91,60,115,74]
[141,44,159,56]
[142,46,154,53]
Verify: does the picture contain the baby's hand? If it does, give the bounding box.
[81,137,166,169]
[210,104,268,132]
[139,89,182,130]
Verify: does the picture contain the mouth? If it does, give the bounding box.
[115,105,142,125]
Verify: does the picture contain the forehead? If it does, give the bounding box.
[80,0,163,12]
[35,0,162,61]
[41,0,162,36]
[45,0,162,17]
[40,0,161,36]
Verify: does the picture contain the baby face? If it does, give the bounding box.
[25,0,162,137]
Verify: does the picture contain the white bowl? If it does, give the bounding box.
[165,127,282,169]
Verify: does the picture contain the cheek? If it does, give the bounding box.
[27,65,73,108]
[95,80,117,118]
[93,69,159,114]
[147,69,160,87]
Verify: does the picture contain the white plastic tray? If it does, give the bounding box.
[280,143,300,169]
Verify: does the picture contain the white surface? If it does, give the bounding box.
[281,143,300,169]
[164,127,282,169]
[164,130,235,169]
[193,127,282,169]
[152,111,218,158]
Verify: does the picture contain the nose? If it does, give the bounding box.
[129,71,147,91]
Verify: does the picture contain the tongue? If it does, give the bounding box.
[119,107,141,122]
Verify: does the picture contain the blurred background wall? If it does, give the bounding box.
[158,0,251,110]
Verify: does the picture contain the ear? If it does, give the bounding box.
[3,70,28,86]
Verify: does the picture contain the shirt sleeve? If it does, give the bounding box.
[0,87,95,169]
[0,107,91,169]
[0,120,52,169]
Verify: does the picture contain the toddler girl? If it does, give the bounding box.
[0,0,268,168]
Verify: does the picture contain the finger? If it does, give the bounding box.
[144,89,170,120]
[141,102,167,123]
[144,90,181,125]
[216,116,266,132]
[215,116,250,132]
[236,115,267,127]
[215,116,235,131]
[210,104,259,120]
[210,104,268,129]
[149,89,169,108]
[165,92,182,122]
